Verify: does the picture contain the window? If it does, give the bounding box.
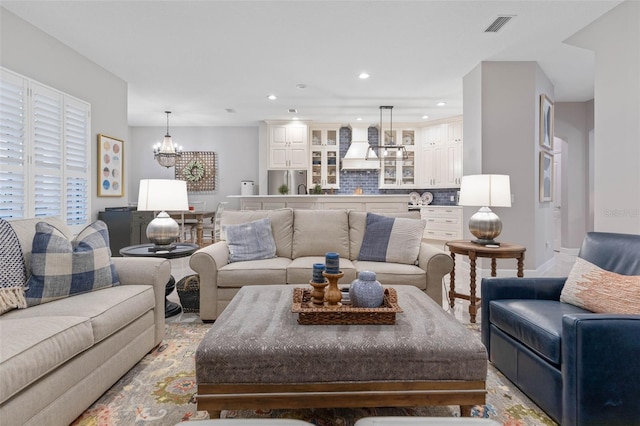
[0,68,91,231]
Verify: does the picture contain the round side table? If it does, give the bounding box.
[445,240,526,323]
[120,243,199,317]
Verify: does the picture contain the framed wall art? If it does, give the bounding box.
[175,151,217,192]
[539,94,554,150]
[539,151,553,202]
[97,134,124,197]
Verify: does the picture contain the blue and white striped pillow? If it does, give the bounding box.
[358,213,426,265]
[25,220,120,307]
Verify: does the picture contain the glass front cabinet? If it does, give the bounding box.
[379,128,417,188]
[310,126,339,190]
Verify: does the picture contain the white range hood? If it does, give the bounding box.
[341,125,380,170]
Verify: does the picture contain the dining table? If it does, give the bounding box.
[168,210,215,248]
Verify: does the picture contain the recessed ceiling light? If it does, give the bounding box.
[437,102,446,106]
[356,117,363,121]
[292,117,299,121]
[267,94,277,100]
[422,115,429,119]
[358,72,370,79]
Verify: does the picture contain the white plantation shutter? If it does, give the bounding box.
[65,98,90,225]
[32,83,63,218]
[0,70,27,219]
[0,68,91,229]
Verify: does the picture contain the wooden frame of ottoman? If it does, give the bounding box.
[198,380,486,418]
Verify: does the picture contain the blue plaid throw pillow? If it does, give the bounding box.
[25,220,120,307]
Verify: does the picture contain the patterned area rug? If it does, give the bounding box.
[73,323,557,426]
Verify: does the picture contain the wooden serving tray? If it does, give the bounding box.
[292,287,402,325]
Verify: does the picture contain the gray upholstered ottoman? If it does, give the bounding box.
[196,285,487,418]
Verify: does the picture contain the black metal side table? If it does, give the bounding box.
[120,243,199,317]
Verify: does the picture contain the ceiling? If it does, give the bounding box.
[2,1,622,127]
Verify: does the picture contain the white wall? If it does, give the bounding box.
[0,8,129,220]
[565,0,640,234]
[128,126,259,210]
[463,61,556,269]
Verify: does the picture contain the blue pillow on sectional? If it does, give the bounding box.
[25,220,120,307]
[223,218,277,263]
[358,213,425,265]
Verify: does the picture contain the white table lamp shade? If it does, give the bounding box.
[137,179,189,211]
[458,174,511,207]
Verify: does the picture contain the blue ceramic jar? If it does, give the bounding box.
[349,271,384,308]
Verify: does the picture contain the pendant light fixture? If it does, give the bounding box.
[370,106,407,161]
[153,111,183,168]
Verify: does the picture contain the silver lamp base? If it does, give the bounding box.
[468,206,502,246]
[146,211,180,249]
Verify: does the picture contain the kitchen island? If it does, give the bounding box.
[228,194,410,213]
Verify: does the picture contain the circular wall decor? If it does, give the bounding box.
[183,159,205,182]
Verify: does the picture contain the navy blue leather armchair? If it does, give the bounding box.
[481,232,640,426]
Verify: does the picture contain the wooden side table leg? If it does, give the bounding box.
[469,252,478,323]
[517,253,525,277]
[449,252,456,309]
[491,258,497,277]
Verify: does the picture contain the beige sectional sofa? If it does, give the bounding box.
[0,217,170,426]
[190,208,454,321]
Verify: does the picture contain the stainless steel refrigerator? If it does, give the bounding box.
[268,170,308,195]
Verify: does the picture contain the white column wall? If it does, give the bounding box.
[565,0,640,234]
[463,61,556,269]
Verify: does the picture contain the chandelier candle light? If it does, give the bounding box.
[153,111,183,168]
[458,174,512,246]
[136,179,189,251]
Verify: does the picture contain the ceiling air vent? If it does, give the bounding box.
[288,108,298,113]
[484,15,514,33]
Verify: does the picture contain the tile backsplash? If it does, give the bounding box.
[336,127,459,206]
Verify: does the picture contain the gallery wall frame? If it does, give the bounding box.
[540,151,554,203]
[539,94,554,150]
[97,134,124,197]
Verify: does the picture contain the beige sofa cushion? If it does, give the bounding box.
[220,209,293,258]
[4,285,154,344]
[348,210,421,261]
[218,257,290,288]
[353,260,427,290]
[292,209,350,259]
[0,316,93,404]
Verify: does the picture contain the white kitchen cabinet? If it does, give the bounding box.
[310,126,339,189]
[419,119,463,188]
[421,206,463,241]
[447,119,463,144]
[268,123,308,169]
[379,128,418,189]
